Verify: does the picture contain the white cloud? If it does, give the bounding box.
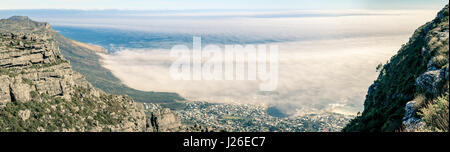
[95,10,435,116]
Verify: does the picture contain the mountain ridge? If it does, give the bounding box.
[0,32,146,131]
[0,16,202,132]
[344,4,449,132]
[1,16,185,109]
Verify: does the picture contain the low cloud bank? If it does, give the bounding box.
[96,10,437,116]
[99,35,408,116]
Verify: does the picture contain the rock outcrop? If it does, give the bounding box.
[0,16,199,132]
[416,70,445,95]
[401,101,424,131]
[143,103,208,132]
[403,6,449,131]
[2,15,185,107]
[0,29,148,132]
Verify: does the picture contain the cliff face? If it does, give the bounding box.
[0,31,149,131]
[344,5,449,132]
[0,16,203,132]
[2,15,184,109]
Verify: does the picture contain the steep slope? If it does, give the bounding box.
[54,33,185,108]
[0,32,147,131]
[344,5,449,132]
[0,16,185,109]
[0,16,204,132]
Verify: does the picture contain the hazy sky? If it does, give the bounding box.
[0,0,446,10]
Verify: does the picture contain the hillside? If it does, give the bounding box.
[0,16,201,132]
[0,32,147,131]
[0,16,185,109]
[53,33,185,108]
[344,4,449,132]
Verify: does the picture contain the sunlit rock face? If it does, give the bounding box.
[0,18,147,132]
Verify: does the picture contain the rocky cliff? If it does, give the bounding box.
[1,15,184,109]
[0,16,193,132]
[0,32,148,131]
[344,5,449,132]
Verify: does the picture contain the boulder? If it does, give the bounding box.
[0,76,12,105]
[9,81,32,102]
[402,101,424,131]
[146,104,182,132]
[415,70,443,94]
[18,109,31,121]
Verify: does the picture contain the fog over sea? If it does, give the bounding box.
[0,9,439,116]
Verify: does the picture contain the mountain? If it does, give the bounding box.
[0,16,200,132]
[343,4,449,132]
[1,16,185,110]
[0,32,147,131]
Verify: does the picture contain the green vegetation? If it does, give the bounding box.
[0,87,130,132]
[418,93,449,132]
[29,91,39,99]
[22,77,33,86]
[344,25,431,132]
[375,63,383,72]
[343,5,449,132]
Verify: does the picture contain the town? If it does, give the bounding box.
[177,101,353,132]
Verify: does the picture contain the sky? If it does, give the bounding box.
[0,0,447,10]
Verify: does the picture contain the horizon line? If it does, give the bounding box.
[0,8,443,12]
